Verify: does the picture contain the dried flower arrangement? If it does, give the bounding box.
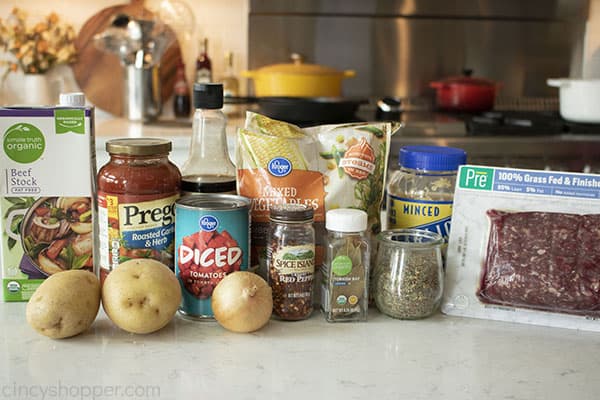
[0,8,77,77]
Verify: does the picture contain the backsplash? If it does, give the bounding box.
[247,0,590,99]
[3,0,600,110]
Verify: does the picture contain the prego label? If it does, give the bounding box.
[98,192,178,282]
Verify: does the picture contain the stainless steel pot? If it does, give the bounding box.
[124,65,162,121]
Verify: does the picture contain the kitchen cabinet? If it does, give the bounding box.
[1,302,599,399]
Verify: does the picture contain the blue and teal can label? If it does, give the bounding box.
[175,194,251,318]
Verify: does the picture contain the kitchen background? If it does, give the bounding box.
[2,0,600,104]
[3,0,600,171]
[0,0,250,108]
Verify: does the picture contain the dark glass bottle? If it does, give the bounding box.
[180,83,237,195]
[173,62,191,119]
[195,38,212,84]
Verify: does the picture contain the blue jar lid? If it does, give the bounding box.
[399,145,467,171]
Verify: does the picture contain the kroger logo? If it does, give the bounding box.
[268,157,292,177]
[199,215,219,232]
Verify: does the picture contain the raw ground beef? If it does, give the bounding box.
[477,210,600,315]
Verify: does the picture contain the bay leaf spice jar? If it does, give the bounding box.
[322,208,370,322]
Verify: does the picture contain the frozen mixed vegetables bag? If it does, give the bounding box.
[237,112,395,277]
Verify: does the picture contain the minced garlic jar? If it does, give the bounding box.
[386,145,467,244]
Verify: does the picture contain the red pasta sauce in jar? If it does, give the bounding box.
[97,138,181,283]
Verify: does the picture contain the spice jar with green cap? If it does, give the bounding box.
[322,208,370,322]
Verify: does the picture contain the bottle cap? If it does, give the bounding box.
[269,203,314,223]
[399,145,467,171]
[326,209,368,232]
[194,83,223,109]
[59,92,85,107]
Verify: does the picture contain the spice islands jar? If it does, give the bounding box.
[267,203,315,320]
[97,138,181,283]
[386,145,466,243]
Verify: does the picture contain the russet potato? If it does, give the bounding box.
[102,258,181,334]
[26,270,101,339]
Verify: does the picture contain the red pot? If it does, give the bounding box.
[430,70,500,112]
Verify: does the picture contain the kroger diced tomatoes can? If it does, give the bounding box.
[175,194,251,319]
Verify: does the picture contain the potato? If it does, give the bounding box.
[26,270,101,339]
[102,259,181,334]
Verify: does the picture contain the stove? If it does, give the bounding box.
[466,111,600,136]
[382,107,600,174]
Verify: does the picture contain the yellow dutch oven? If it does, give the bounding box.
[242,53,356,97]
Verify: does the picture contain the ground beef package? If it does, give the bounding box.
[443,165,600,331]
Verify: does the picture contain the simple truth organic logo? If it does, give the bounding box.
[3,123,45,163]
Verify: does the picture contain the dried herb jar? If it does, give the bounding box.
[322,209,370,323]
[267,204,315,320]
[372,229,444,319]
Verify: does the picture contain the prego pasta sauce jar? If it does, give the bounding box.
[97,138,181,283]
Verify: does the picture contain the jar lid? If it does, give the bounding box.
[253,53,345,76]
[269,203,314,223]
[106,138,172,156]
[177,193,251,210]
[377,229,444,248]
[194,83,223,109]
[399,145,466,171]
[326,209,367,232]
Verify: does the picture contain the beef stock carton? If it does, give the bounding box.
[443,165,600,331]
[0,106,95,301]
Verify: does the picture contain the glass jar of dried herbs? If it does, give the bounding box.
[267,203,315,321]
[372,229,444,319]
[322,209,370,322]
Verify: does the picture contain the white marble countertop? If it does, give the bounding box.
[1,302,599,400]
